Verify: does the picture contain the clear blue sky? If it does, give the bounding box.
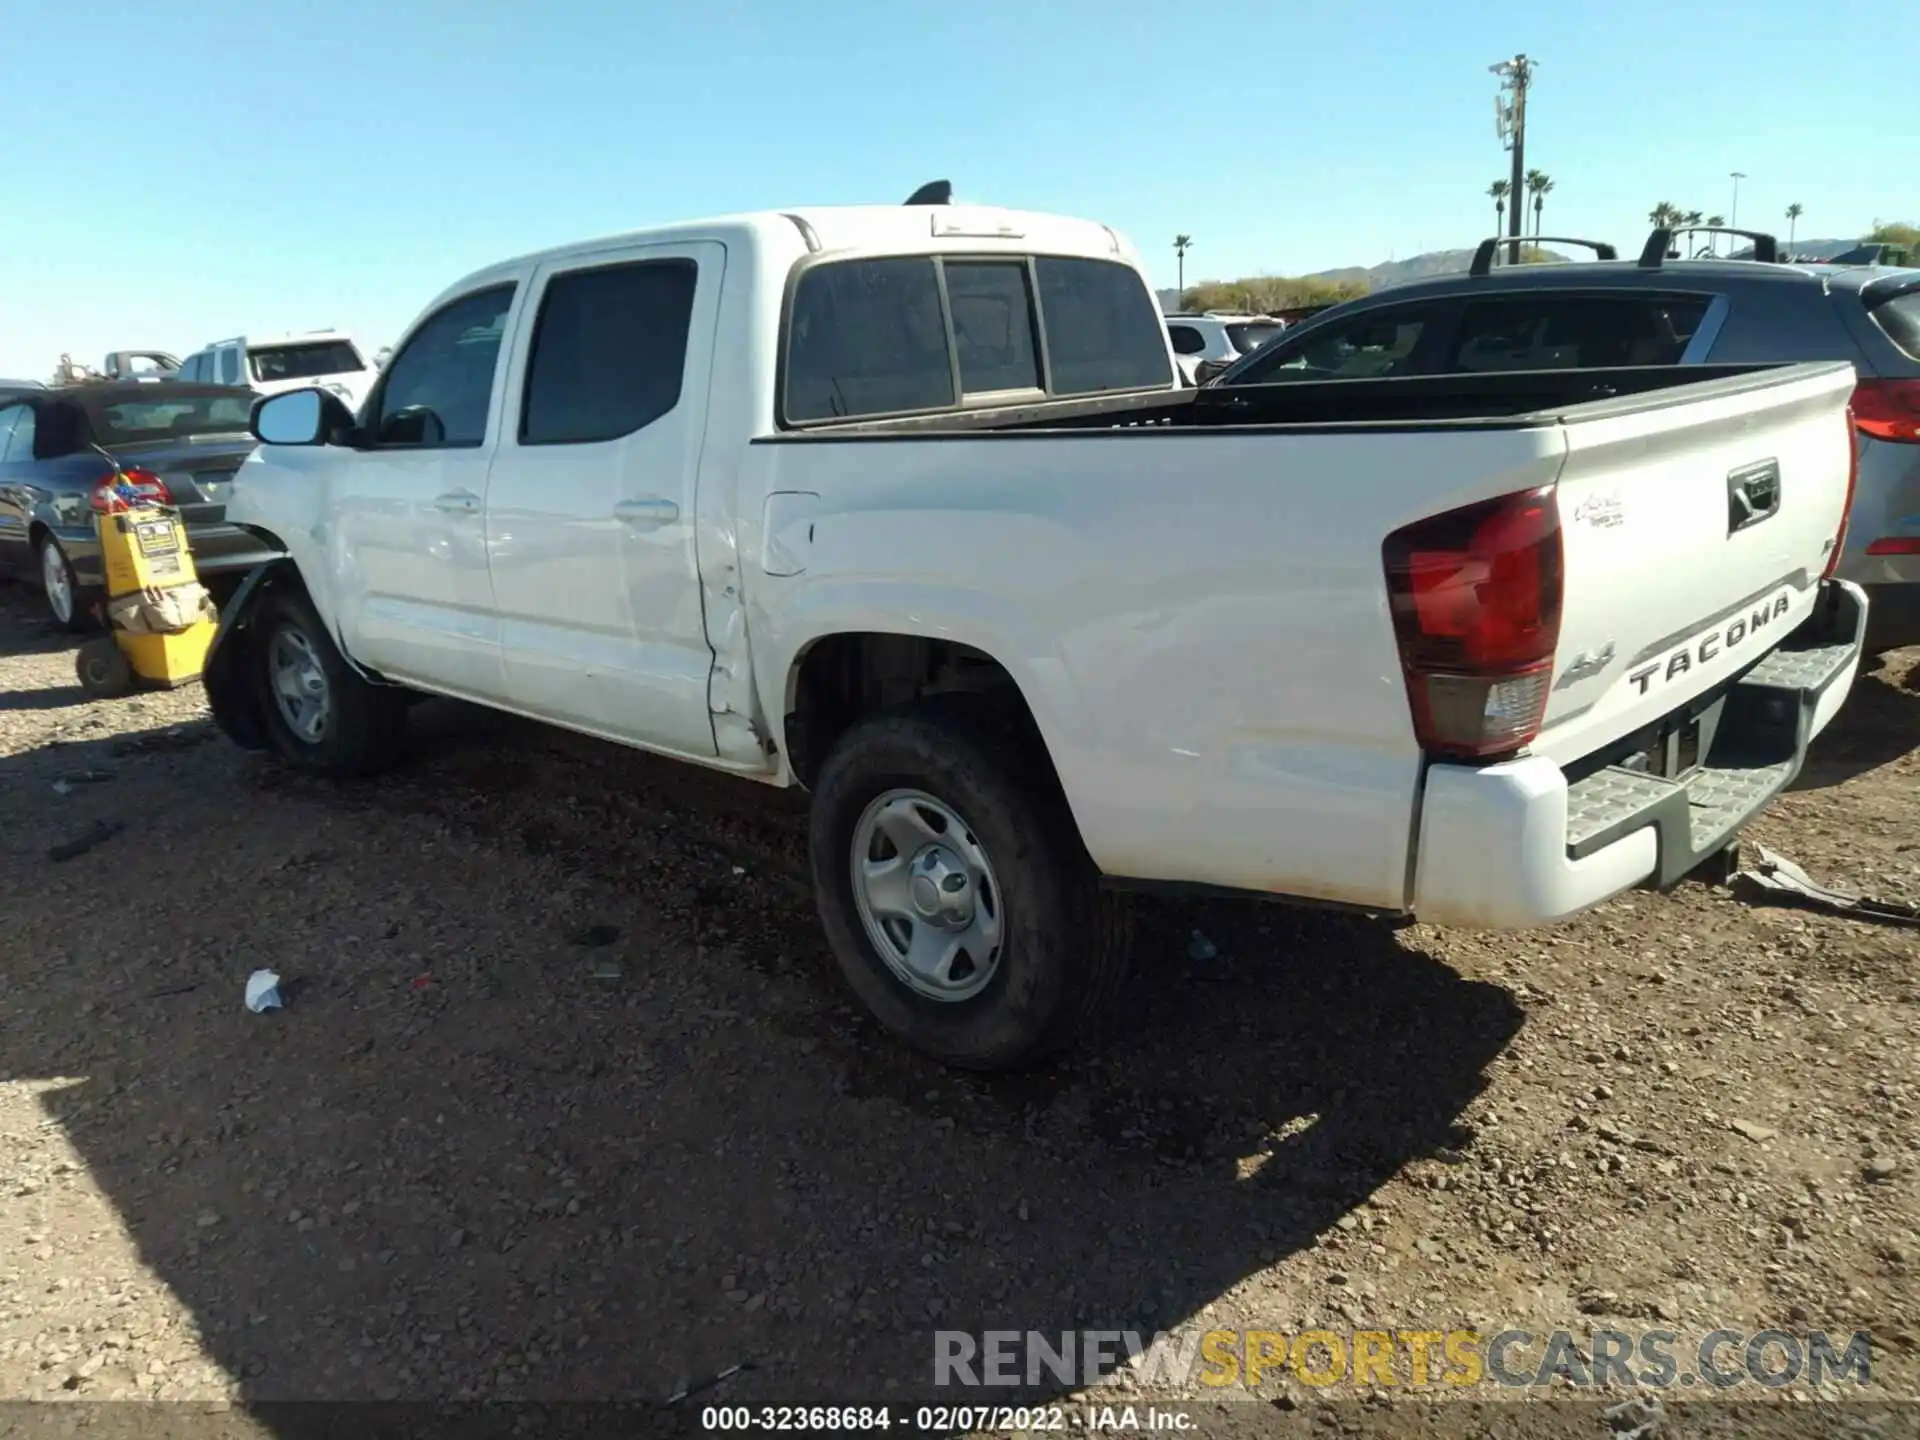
[0,0,1905,379]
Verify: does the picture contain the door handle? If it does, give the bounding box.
[434,490,481,515]
[615,496,680,527]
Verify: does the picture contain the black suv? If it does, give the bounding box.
[1211,227,1920,650]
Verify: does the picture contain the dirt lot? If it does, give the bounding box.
[2,579,1919,1436]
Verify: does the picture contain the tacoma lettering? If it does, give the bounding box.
[1627,595,1792,696]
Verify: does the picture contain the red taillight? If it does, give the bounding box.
[1383,487,1564,760]
[1865,537,1920,556]
[1853,378,1920,444]
[89,467,173,514]
[1825,404,1861,580]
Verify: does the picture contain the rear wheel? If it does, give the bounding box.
[808,701,1134,1070]
[253,588,407,777]
[38,535,92,633]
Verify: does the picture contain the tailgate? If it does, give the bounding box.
[1534,361,1857,764]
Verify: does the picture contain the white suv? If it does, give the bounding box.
[1164,312,1286,384]
[177,332,373,410]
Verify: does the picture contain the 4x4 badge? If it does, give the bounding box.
[1558,641,1617,686]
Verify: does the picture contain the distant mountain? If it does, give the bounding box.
[1306,247,1572,293]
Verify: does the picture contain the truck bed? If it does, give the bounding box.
[747,359,1860,916]
[768,362,1807,438]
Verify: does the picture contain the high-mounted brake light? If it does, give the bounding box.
[1824,404,1859,580]
[1383,486,1563,761]
[1853,378,1920,444]
[89,467,173,514]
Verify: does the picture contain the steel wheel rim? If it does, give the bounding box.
[41,544,71,624]
[849,788,1004,1003]
[267,624,331,743]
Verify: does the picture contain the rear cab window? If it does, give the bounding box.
[1226,322,1284,354]
[89,392,254,445]
[783,252,1171,424]
[249,340,367,383]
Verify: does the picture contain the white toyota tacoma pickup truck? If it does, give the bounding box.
[204,191,1869,1069]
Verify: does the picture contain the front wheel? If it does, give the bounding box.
[808,702,1134,1070]
[252,588,408,777]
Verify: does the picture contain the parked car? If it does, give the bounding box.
[0,381,277,629]
[1165,312,1286,384]
[204,194,1864,1070]
[177,332,374,411]
[102,350,180,381]
[1209,226,1920,650]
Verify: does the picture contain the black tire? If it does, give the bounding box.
[808,699,1134,1071]
[37,535,94,634]
[251,587,407,777]
[74,637,133,698]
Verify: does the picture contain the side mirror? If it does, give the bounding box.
[1194,358,1233,386]
[251,388,354,446]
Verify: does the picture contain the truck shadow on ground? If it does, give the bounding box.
[0,693,1524,1421]
[1787,648,1920,792]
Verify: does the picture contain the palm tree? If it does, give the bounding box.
[1173,235,1192,295]
[1525,170,1554,239]
[1490,180,1510,239]
[1786,202,1804,249]
[1705,214,1726,257]
[1678,209,1704,256]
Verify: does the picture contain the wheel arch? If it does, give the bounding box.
[778,628,1095,864]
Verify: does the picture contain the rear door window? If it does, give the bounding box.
[4,406,35,461]
[1229,305,1445,384]
[1168,325,1206,356]
[1449,294,1711,372]
[217,347,241,386]
[521,258,698,444]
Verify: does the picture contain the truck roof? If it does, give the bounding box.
[437,204,1140,310]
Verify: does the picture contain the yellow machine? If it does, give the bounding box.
[74,496,220,698]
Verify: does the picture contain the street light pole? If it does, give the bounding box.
[1491,55,1535,267]
[1730,172,1746,230]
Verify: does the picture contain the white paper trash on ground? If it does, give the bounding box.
[244,970,283,1013]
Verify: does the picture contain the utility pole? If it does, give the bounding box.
[1491,54,1535,267]
[1729,172,1745,230]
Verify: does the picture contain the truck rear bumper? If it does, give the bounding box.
[1411,579,1866,929]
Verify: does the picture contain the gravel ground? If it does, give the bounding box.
[2,578,1919,1437]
